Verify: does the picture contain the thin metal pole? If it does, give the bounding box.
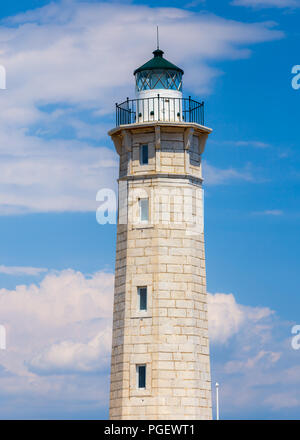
[216,382,219,420]
[126,97,129,124]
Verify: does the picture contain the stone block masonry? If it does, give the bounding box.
[109,122,212,420]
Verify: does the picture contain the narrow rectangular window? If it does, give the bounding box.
[139,198,149,223]
[137,364,146,389]
[140,144,148,165]
[138,287,147,311]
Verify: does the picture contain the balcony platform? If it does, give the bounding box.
[109,120,212,138]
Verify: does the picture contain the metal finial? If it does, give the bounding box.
[157,25,159,50]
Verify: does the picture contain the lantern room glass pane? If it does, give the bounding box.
[136,70,182,91]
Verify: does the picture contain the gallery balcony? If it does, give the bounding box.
[115,95,205,127]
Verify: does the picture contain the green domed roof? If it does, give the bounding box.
[134,49,184,76]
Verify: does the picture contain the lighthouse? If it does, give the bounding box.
[108,44,212,420]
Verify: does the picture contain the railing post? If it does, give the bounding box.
[115,103,118,126]
[158,94,160,121]
[126,97,129,124]
[188,95,191,123]
[133,98,136,123]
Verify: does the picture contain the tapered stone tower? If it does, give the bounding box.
[108,46,212,420]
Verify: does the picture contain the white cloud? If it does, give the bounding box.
[185,0,206,7]
[231,0,300,8]
[207,291,300,418]
[1,1,282,125]
[0,268,298,418]
[0,130,118,215]
[0,269,114,417]
[234,141,270,148]
[0,265,47,276]
[208,292,273,343]
[208,293,245,343]
[211,139,271,149]
[224,350,281,373]
[264,393,300,409]
[0,1,283,214]
[28,328,112,374]
[0,269,113,329]
[203,161,254,185]
[252,209,283,216]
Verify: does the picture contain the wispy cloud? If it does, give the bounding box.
[212,139,271,149]
[0,265,48,276]
[252,209,283,216]
[0,131,118,215]
[264,393,300,410]
[185,0,206,8]
[233,140,270,149]
[231,0,300,9]
[224,350,281,373]
[203,161,254,185]
[0,1,284,215]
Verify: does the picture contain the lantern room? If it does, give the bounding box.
[134,48,183,99]
[115,47,204,126]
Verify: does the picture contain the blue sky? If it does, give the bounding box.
[0,0,299,420]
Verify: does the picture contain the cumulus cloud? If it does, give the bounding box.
[207,291,300,418]
[0,267,298,418]
[0,1,283,214]
[28,328,112,374]
[208,292,273,343]
[208,293,245,343]
[0,269,114,418]
[0,269,114,374]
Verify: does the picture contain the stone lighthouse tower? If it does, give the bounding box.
[108,45,212,420]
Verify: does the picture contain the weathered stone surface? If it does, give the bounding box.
[109,123,212,420]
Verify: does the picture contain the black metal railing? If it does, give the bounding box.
[116,95,204,127]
